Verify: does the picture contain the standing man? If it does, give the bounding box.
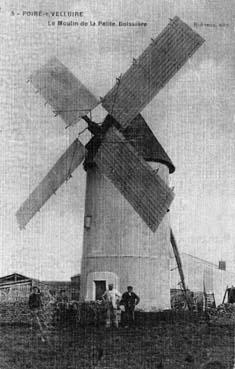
[56,289,69,325]
[121,286,140,327]
[28,286,47,342]
[102,284,121,328]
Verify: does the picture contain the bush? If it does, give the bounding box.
[54,300,108,327]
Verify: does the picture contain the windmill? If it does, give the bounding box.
[16,17,204,310]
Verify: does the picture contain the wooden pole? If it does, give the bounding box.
[222,286,228,305]
[170,229,192,311]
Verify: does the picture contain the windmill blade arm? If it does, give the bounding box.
[16,139,86,229]
[94,126,174,232]
[29,57,99,127]
[102,16,205,129]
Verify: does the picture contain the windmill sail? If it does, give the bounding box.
[16,139,86,229]
[29,57,99,127]
[94,126,174,232]
[102,16,205,129]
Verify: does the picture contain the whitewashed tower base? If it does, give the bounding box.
[80,116,174,311]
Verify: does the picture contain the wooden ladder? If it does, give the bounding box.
[205,292,216,309]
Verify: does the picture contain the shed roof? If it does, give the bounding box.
[0,273,31,285]
[84,114,175,173]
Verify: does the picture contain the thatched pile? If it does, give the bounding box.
[208,303,235,326]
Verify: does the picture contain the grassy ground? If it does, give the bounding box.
[0,319,234,369]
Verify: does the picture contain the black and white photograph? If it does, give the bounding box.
[0,0,234,368]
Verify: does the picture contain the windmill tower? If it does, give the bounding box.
[80,114,175,310]
[16,17,204,311]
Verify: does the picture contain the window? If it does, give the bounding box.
[84,215,92,229]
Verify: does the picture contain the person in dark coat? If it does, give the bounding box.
[121,286,140,327]
[29,286,43,310]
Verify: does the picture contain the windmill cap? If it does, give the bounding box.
[123,114,175,173]
[84,114,175,173]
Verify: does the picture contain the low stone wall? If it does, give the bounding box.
[0,298,207,328]
[0,300,105,326]
[0,301,31,324]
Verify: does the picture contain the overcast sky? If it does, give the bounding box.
[0,0,234,280]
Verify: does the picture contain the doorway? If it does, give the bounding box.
[94,280,106,301]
